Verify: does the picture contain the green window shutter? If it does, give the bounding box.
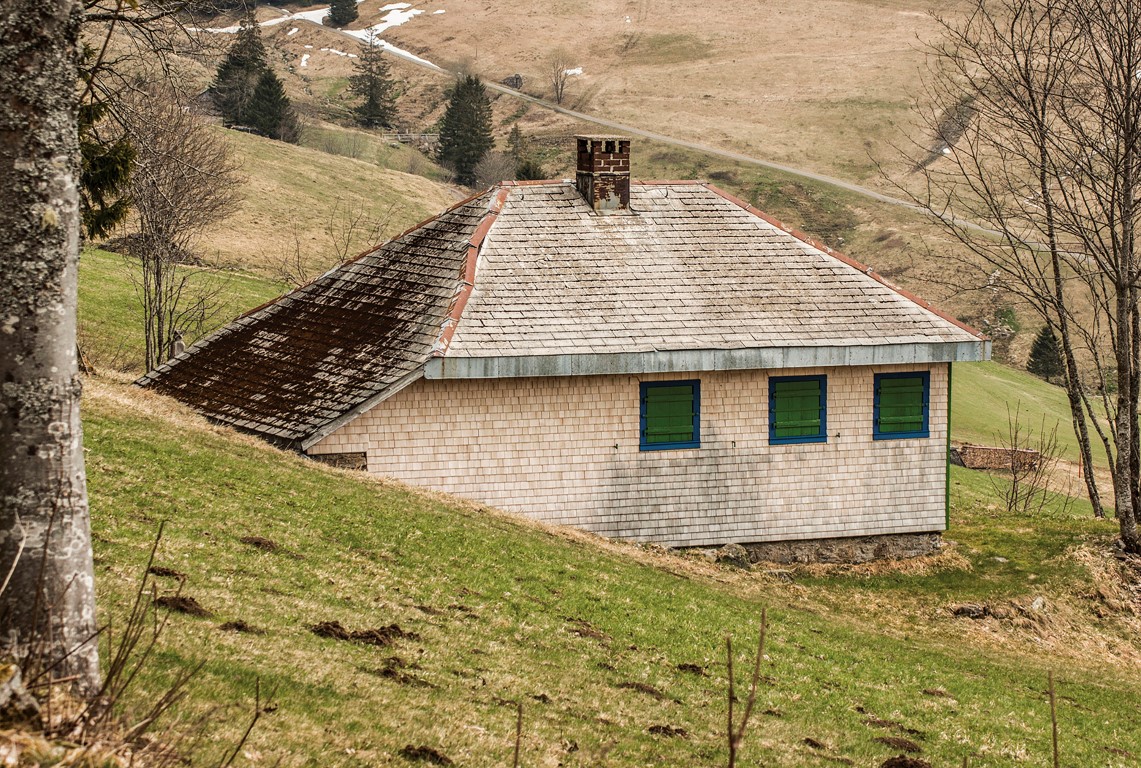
[641,381,699,449]
[769,376,826,443]
[875,373,929,438]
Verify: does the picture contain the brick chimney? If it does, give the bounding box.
[575,135,630,213]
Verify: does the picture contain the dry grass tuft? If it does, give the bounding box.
[0,728,127,768]
[1068,545,1141,616]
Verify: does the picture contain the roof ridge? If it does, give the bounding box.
[431,187,510,357]
[701,183,989,342]
[223,188,499,327]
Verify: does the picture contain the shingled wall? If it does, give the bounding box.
[308,363,950,548]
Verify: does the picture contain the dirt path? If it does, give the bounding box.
[319,24,945,213]
[323,22,1005,239]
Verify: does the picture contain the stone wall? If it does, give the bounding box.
[958,444,1040,471]
[740,532,942,564]
[309,363,950,549]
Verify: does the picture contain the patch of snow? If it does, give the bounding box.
[196,2,441,69]
[287,26,299,35]
[300,53,310,66]
[564,67,583,76]
[364,6,424,35]
[191,22,239,33]
[340,5,438,66]
[434,8,446,13]
[304,44,313,49]
[941,146,952,155]
[285,7,331,25]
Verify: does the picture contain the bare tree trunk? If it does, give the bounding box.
[0,0,100,695]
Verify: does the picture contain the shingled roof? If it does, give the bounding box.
[138,192,497,444]
[139,179,988,448]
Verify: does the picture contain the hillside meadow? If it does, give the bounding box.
[85,375,1140,768]
[76,243,1141,767]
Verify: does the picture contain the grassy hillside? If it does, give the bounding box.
[270,0,946,187]
[192,127,458,277]
[952,361,1109,469]
[77,249,286,373]
[85,379,1139,768]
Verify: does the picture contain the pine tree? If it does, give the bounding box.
[1028,325,1064,381]
[349,38,397,128]
[515,157,546,180]
[327,0,358,27]
[248,68,301,143]
[438,75,493,187]
[507,123,524,160]
[212,11,268,126]
[78,100,134,240]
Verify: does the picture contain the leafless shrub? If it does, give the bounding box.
[3,524,271,766]
[570,82,602,112]
[1048,671,1060,768]
[273,199,400,288]
[989,404,1073,516]
[473,151,516,189]
[116,85,242,371]
[319,131,368,159]
[726,609,767,768]
[512,701,522,768]
[619,29,642,52]
[546,48,574,105]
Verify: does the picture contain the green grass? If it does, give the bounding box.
[625,33,714,65]
[797,466,1115,601]
[85,381,1141,768]
[77,248,286,372]
[951,361,1107,468]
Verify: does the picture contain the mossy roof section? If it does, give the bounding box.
[137,191,495,445]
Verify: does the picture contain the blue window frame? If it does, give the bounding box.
[769,375,827,444]
[640,380,700,450]
[874,371,930,439]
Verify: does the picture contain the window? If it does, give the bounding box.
[769,375,827,444]
[874,372,930,439]
[640,380,700,450]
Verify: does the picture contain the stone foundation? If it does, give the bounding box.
[310,451,367,471]
[740,532,942,564]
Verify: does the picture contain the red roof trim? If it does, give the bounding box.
[432,187,510,356]
[702,183,989,342]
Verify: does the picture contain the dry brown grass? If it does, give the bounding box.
[350,0,952,184]
[193,128,458,277]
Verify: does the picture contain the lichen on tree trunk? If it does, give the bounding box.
[0,0,100,695]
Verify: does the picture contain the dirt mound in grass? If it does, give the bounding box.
[154,595,210,617]
[309,621,418,646]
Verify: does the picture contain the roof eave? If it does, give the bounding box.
[424,341,991,380]
[299,368,425,451]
